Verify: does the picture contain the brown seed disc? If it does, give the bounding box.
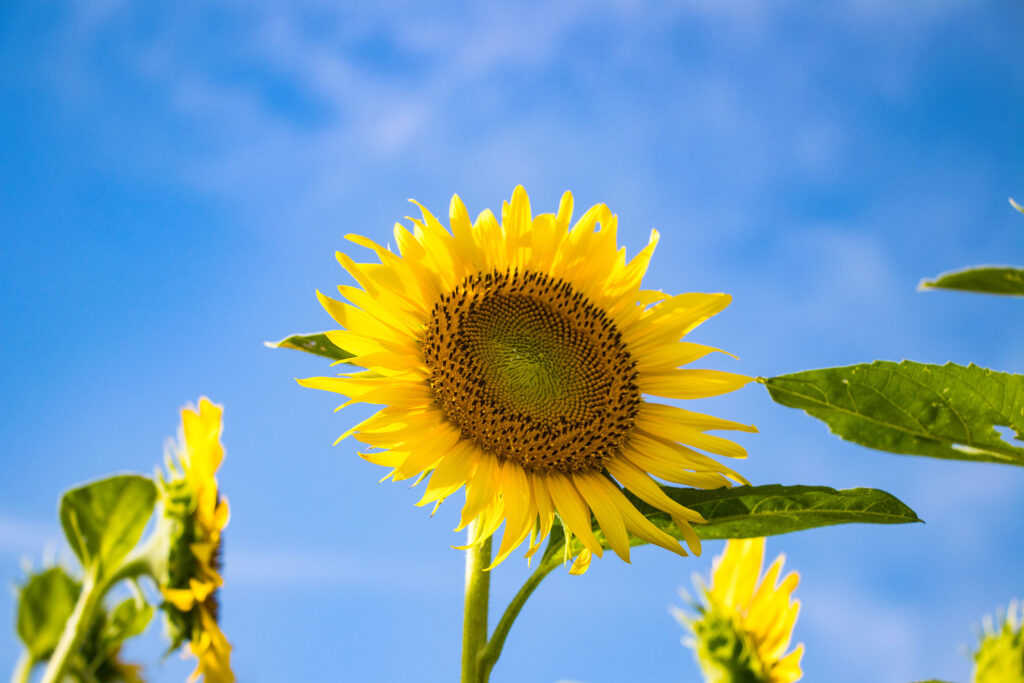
[422,269,640,473]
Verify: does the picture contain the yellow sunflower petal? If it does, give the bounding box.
[568,547,593,575]
[162,588,196,612]
[573,473,632,562]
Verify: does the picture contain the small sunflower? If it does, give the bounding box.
[157,398,233,683]
[301,187,753,571]
[675,538,803,683]
[973,601,1024,683]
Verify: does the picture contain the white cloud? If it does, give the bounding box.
[0,516,70,576]
[801,583,930,682]
[0,514,60,555]
[225,545,452,592]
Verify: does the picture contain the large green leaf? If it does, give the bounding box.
[919,267,1024,296]
[59,475,157,575]
[762,361,1024,466]
[633,484,919,546]
[17,567,81,659]
[264,332,354,362]
[547,484,920,558]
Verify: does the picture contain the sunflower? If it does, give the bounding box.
[674,538,803,683]
[300,186,753,571]
[157,398,233,683]
[972,601,1024,683]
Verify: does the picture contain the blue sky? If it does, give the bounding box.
[2,1,1023,681]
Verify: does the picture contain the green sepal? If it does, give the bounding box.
[973,603,1024,683]
[919,267,1024,296]
[687,606,763,683]
[264,332,354,362]
[762,361,1024,467]
[59,475,158,577]
[17,567,81,660]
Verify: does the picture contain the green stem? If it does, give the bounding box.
[10,651,33,683]
[39,569,103,683]
[478,553,560,682]
[35,538,160,683]
[112,525,167,587]
[461,523,492,683]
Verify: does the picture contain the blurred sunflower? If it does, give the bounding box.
[301,187,753,571]
[157,398,233,683]
[674,538,803,683]
[972,601,1024,683]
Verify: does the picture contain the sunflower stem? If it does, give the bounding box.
[11,651,32,683]
[39,568,103,683]
[478,553,560,682]
[461,523,492,683]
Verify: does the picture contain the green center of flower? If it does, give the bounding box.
[422,269,640,473]
[691,607,764,683]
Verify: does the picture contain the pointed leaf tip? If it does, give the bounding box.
[267,332,355,362]
[919,267,1024,297]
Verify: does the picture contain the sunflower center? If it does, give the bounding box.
[422,269,640,473]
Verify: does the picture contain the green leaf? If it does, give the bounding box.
[105,599,153,642]
[919,267,1024,296]
[59,475,157,575]
[762,361,1024,466]
[17,567,81,659]
[550,484,920,558]
[624,484,920,548]
[264,332,354,362]
[99,599,153,656]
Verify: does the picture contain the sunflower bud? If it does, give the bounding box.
[675,538,803,683]
[973,601,1024,683]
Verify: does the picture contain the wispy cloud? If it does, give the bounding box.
[40,0,976,221]
[0,514,60,556]
[225,545,452,593]
[801,582,931,682]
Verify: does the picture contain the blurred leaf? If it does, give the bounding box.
[100,599,153,653]
[82,600,149,683]
[919,267,1024,296]
[60,475,157,575]
[17,567,81,659]
[634,484,920,545]
[264,332,354,362]
[762,361,1024,467]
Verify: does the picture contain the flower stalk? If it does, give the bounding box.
[32,509,164,683]
[461,523,492,683]
[38,570,102,683]
[463,526,566,683]
[11,651,32,683]
[478,551,560,682]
